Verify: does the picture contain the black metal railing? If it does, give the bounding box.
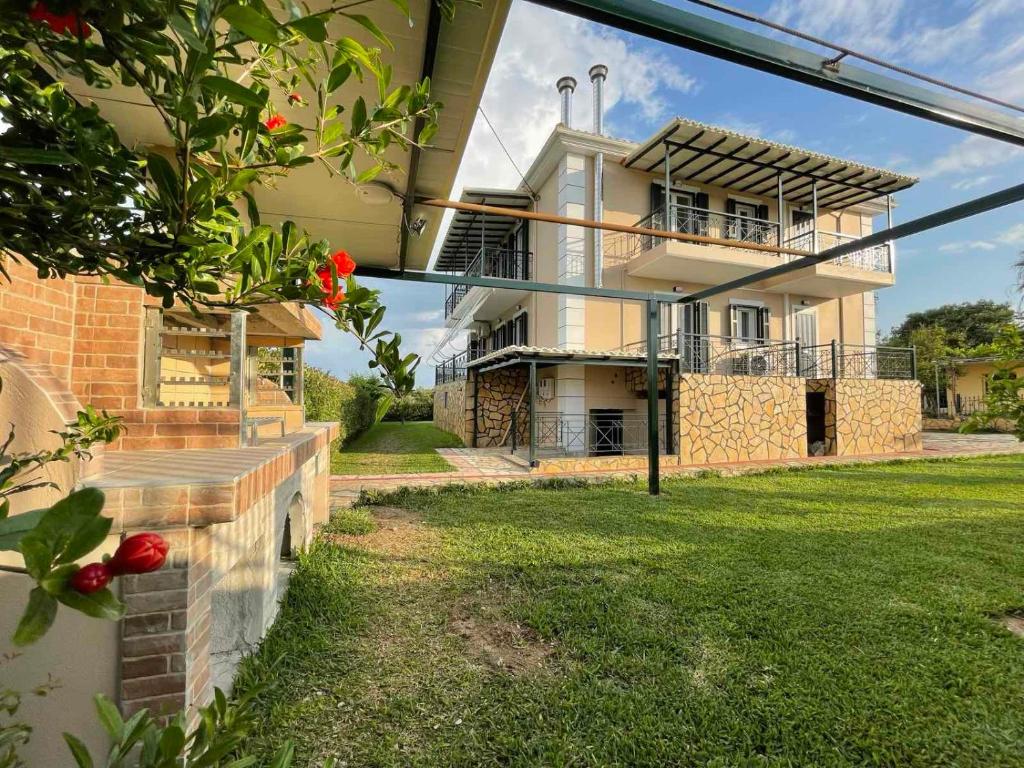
[510,409,668,457]
[619,334,916,380]
[798,342,916,380]
[442,247,532,319]
[434,351,468,385]
[605,204,782,264]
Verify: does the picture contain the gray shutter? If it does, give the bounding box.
[725,199,737,240]
[729,304,738,338]
[757,307,771,342]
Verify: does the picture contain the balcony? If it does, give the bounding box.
[622,333,916,380]
[606,204,895,298]
[442,246,532,325]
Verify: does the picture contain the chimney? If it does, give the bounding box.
[556,76,577,128]
[589,64,608,135]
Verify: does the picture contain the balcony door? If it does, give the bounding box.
[794,307,818,375]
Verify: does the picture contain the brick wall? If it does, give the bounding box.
[0,259,77,384]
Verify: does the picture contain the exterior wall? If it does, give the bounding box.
[0,259,77,383]
[677,374,807,464]
[830,379,923,455]
[433,379,471,443]
[475,367,528,447]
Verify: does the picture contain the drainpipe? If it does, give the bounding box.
[557,76,576,127]
[590,64,607,288]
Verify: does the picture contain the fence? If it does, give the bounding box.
[511,410,668,457]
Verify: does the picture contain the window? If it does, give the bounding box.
[489,312,528,351]
[251,346,301,405]
[730,304,770,343]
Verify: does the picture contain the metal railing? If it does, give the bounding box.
[434,351,468,385]
[511,409,668,457]
[798,342,916,380]
[621,333,800,377]
[785,230,893,273]
[604,204,782,264]
[443,247,532,318]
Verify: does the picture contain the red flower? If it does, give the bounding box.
[287,92,303,106]
[29,2,91,37]
[108,533,168,576]
[263,113,287,131]
[315,264,346,309]
[69,562,111,594]
[330,249,356,278]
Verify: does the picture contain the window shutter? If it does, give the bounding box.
[725,199,737,240]
[698,301,709,335]
[695,192,709,210]
[729,304,739,338]
[757,307,771,342]
[757,204,769,221]
[725,198,737,215]
[650,183,663,215]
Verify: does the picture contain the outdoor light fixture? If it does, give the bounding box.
[356,181,397,206]
[408,216,428,236]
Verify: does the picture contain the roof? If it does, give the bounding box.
[624,118,918,210]
[65,0,513,271]
[468,345,677,370]
[434,188,534,273]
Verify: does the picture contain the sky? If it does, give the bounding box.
[304,0,1024,385]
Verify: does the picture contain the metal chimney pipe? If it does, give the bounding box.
[556,76,577,127]
[589,65,608,287]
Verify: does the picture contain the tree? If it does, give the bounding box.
[961,324,1024,440]
[887,300,1017,350]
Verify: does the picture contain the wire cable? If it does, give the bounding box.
[684,0,1024,115]
[478,106,540,199]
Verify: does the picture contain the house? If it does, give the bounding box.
[433,67,923,470]
[0,0,511,763]
[939,355,1023,419]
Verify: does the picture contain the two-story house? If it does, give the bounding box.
[433,66,923,471]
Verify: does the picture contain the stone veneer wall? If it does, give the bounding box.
[474,367,528,448]
[830,378,923,455]
[432,379,471,443]
[806,379,837,455]
[677,374,807,464]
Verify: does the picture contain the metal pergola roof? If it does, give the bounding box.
[624,118,918,209]
[469,345,678,372]
[434,188,533,272]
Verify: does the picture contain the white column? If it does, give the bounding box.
[557,152,588,452]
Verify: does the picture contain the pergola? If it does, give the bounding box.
[359,0,1024,495]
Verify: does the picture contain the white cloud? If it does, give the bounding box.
[951,175,995,190]
[912,135,1021,180]
[934,222,1024,254]
[938,240,997,253]
[409,309,443,323]
[996,223,1024,245]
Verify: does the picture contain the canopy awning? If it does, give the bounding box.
[434,188,534,272]
[624,118,918,210]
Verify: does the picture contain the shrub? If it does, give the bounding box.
[343,374,383,441]
[384,388,434,422]
[303,366,354,442]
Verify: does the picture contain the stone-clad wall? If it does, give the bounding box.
[832,378,923,455]
[476,367,528,447]
[806,379,837,456]
[677,374,807,464]
[432,379,471,443]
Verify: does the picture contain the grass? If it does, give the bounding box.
[236,456,1024,766]
[330,421,463,475]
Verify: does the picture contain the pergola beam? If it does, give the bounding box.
[529,0,1024,147]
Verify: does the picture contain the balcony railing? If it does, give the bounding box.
[443,247,532,319]
[434,351,468,385]
[510,409,668,457]
[620,333,915,380]
[605,204,782,265]
[784,230,893,273]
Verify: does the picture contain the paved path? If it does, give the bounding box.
[330,432,1024,508]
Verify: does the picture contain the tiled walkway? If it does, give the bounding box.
[330,432,1024,508]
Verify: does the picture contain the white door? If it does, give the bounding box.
[794,308,818,375]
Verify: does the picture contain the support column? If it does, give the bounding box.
[471,370,479,448]
[776,173,785,251]
[663,141,671,226]
[647,298,661,496]
[529,361,537,467]
[557,152,588,452]
[811,181,819,254]
[664,361,674,456]
[229,311,247,446]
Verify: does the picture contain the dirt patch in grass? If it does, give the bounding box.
[449,611,556,675]
[325,505,433,557]
[995,611,1024,638]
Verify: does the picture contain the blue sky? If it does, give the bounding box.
[305,0,1024,385]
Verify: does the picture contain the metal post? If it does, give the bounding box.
[910,346,918,381]
[776,172,785,249]
[229,310,247,444]
[528,361,537,467]
[794,341,802,377]
[830,338,838,379]
[811,180,819,254]
[664,362,674,455]
[663,141,671,229]
[934,361,941,416]
[886,193,896,273]
[510,400,516,454]
[646,298,661,496]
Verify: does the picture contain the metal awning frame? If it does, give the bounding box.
[360,0,1024,495]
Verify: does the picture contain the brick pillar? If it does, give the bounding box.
[119,526,212,720]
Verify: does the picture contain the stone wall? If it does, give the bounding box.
[433,379,471,443]
[831,378,923,455]
[623,367,668,395]
[806,379,837,456]
[476,367,528,448]
[677,374,807,464]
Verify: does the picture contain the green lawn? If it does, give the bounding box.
[236,456,1024,766]
[331,421,463,475]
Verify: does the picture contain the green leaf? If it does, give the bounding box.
[56,513,112,566]
[40,563,78,595]
[342,13,393,49]
[63,733,94,768]
[374,393,394,425]
[158,723,186,759]
[94,695,124,741]
[0,508,45,550]
[351,97,367,134]
[326,63,352,94]
[146,153,180,209]
[227,169,259,192]
[200,76,268,109]
[190,115,233,142]
[288,15,327,42]
[221,5,282,44]
[58,587,124,621]
[13,587,57,646]
[0,147,79,165]
[268,742,295,768]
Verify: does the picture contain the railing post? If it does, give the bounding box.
[664,362,674,455]
[510,404,516,454]
[646,298,661,496]
[230,310,247,445]
[910,346,918,381]
[830,338,838,379]
[472,369,480,448]
[794,341,802,377]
